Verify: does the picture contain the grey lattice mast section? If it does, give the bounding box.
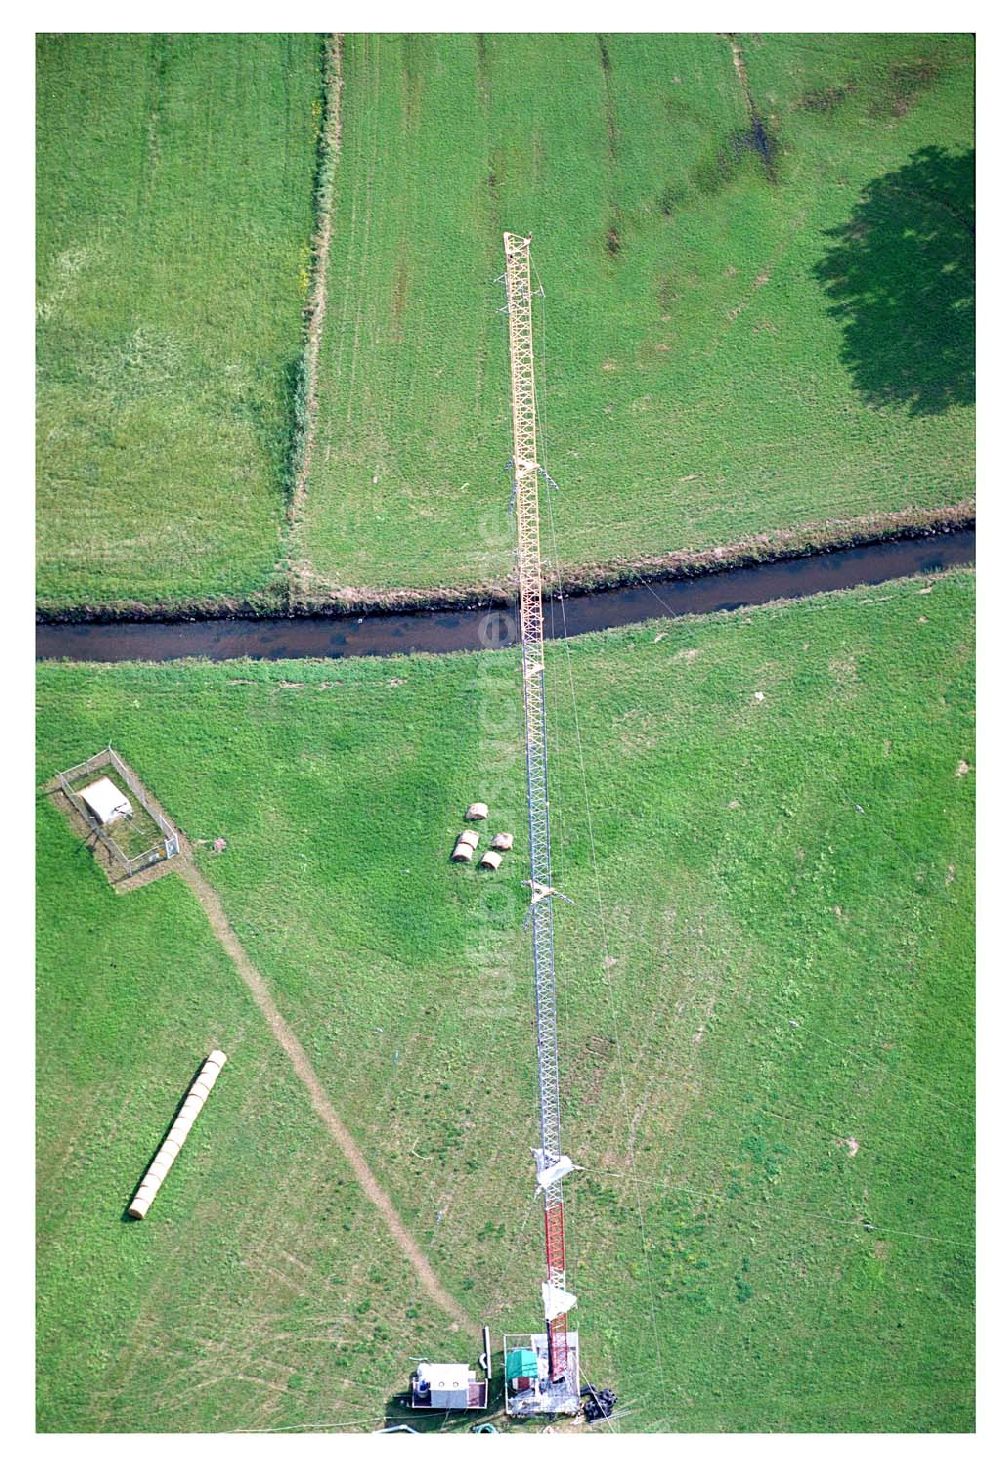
[502,232,577,1384]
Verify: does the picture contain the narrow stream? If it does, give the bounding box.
[36,529,975,664]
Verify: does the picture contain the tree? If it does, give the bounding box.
[814,146,974,417]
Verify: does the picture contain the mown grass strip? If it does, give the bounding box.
[286,36,345,604]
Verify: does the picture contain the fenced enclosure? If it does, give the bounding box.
[55,747,179,877]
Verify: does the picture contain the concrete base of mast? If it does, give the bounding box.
[503,1332,581,1418]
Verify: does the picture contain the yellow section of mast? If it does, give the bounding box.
[503,233,544,685]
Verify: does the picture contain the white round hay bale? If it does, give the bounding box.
[189,1081,211,1102]
[452,841,473,863]
[458,829,480,849]
[208,1050,227,1069]
[159,1138,181,1160]
[491,832,514,851]
[480,850,503,871]
[128,1194,151,1220]
[465,802,489,821]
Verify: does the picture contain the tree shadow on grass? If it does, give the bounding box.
[814,146,974,416]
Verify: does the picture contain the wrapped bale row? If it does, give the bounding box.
[128,1050,227,1219]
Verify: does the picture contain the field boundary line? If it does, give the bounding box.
[288,33,344,602]
[36,502,975,623]
[179,860,476,1336]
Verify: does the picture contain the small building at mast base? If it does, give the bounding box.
[409,1362,488,1412]
[409,1329,492,1413]
[503,1332,581,1418]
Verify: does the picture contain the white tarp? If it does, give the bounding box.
[532,1148,576,1193]
[542,1283,578,1321]
[80,776,133,826]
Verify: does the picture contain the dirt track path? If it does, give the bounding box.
[179,861,476,1336]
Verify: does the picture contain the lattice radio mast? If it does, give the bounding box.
[502,232,578,1397]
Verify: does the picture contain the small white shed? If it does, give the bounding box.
[79,776,133,826]
[412,1362,483,1410]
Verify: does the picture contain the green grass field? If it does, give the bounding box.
[36,34,973,613]
[298,32,974,597]
[36,34,322,610]
[37,569,974,1431]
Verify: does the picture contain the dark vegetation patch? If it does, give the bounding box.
[597,34,619,163]
[692,141,736,197]
[140,35,170,200]
[725,35,781,183]
[474,33,491,115]
[814,146,974,416]
[870,57,942,119]
[606,113,619,162]
[606,223,622,258]
[735,115,779,181]
[797,81,857,113]
[656,276,679,311]
[400,35,425,130]
[390,255,409,341]
[283,354,307,511]
[692,115,781,195]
